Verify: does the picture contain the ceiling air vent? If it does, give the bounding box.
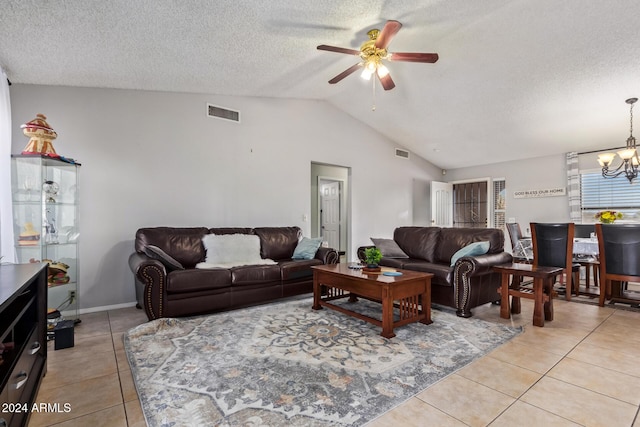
[207,104,240,123]
[395,148,410,159]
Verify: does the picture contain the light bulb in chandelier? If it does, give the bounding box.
[597,152,616,167]
[618,147,637,160]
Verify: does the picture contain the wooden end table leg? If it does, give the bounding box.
[510,274,521,314]
[381,288,396,339]
[500,272,511,319]
[312,272,322,310]
[532,277,544,327]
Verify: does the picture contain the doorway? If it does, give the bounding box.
[430,181,453,227]
[311,163,350,259]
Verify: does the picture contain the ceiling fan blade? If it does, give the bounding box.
[377,70,395,90]
[375,20,402,49]
[317,45,360,55]
[328,63,362,84]
[389,52,439,63]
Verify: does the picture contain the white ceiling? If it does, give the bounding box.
[2,0,640,169]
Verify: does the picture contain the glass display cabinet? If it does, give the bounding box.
[11,154,80,326]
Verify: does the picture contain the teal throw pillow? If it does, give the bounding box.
[292,237,323,260]
[450,241,490,266]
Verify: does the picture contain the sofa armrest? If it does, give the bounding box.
[356,245,374,263]
[454,252,513,276]
[315,247,340,264]
[129,252,163,275]
[453,251,513,318]
[128,252,167,320]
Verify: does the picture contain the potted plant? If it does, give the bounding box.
[595,210,623,224]
[363,247,383,272]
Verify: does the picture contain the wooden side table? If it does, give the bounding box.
[493,263,563,327]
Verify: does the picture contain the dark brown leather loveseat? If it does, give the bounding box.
[359,226,512,318]
[129,226,339,320]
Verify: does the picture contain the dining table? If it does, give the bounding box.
[573,237,599,256]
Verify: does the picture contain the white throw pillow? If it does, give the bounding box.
[196,234,276,268]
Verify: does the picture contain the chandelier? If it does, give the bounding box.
[598,97,639,183]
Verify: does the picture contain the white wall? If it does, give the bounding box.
[445,153,570,237]
[10,84,441,310]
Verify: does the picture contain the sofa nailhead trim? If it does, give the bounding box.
[142,264,164,319]
[453,260,473,313]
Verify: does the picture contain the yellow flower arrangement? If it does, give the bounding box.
[595,210,623,224]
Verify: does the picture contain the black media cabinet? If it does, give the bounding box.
[0,263,48,427]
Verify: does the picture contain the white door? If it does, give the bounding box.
[320,181,340,250]
[431,181,453,227]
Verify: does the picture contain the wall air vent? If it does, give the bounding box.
[207,104,240,123]
[395,148,410,159]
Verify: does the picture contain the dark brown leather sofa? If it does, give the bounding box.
[359,226,512,318]
[129,226,339,320]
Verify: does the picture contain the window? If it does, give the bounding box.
[493,179,506,229]
[580,172,640,223]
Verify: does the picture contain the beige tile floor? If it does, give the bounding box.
[28,297,640,426]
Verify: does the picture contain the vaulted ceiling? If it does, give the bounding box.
[2,0,639,169]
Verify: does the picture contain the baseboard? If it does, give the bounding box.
[76,301,138,315]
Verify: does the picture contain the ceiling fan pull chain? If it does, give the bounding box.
[372,77,376,111]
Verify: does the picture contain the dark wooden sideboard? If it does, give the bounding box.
[0,263,48,427]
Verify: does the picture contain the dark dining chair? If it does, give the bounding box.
[531,223,580,301]
[595,223,640,307]
[506,223,530,262]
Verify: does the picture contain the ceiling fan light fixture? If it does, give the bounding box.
[377,64,390,78]
[365,60,376,71]
[361,67,374,80]
[317,20,439,91]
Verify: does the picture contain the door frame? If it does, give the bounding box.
[317,177,343,251]
[311,163,350,259]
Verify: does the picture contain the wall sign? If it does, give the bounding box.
[513,187,566,199]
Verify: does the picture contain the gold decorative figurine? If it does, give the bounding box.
[21,113,59,158]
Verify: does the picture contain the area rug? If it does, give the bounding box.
[124,297,521,426]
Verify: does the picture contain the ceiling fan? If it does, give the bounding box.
[317,20,439,90]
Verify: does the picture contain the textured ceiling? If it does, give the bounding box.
[2,0,640,169]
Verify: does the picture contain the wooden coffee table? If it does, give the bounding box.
[312,264,433,338]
